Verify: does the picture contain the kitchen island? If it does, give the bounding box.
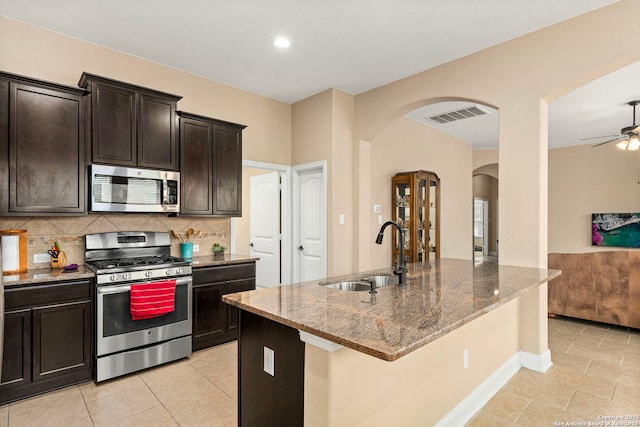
[223,258,560,427]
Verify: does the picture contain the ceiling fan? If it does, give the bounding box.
[585,100,640,150]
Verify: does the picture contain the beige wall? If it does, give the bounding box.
[548,144,640,253]
[292,89,356,276]
[473,150,499,172]
[366,117,473,269]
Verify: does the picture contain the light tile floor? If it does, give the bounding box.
[1,316,638,426]
[0,341,238,427]
[467,316,640,426]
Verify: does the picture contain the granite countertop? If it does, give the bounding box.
[223,258,561,361]
[189,253,259,268]
[2,265,95,287]
[1,254,258,287]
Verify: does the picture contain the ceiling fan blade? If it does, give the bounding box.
[592,136,625,147]
[580,134,620,141]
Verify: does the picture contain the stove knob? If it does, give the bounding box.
[145,271,153,278]
[175,267,182,275]
[122,273,131,280]
[165,268,173,276]
[110,274,118,282]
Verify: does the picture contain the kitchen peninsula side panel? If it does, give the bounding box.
[238,310,304,427]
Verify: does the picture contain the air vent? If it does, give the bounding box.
[428,105,489,124]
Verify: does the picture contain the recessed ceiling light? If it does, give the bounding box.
[273,37,291,48]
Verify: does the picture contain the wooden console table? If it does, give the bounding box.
[548,251,640,329]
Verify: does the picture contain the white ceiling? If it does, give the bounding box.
[1,0,630,149]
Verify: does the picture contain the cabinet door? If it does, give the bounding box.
[91,82,136,166]
[32,301,91,382]
[180,117,213,215]
[192,283,226,351]
[225,278,256,333]
[212,125,242,216]
[0,309,31,388]
[138,93,178,170]
[8,83,86,214]
[0,79,8,213]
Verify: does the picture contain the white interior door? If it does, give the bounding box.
[250,172,281,288]
[294,165,326,282]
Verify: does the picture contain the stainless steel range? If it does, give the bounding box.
[85,231,192,382]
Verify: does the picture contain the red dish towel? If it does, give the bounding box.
[130,279,177,320]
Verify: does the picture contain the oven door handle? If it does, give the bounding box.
[97,278,192,296]
[97,285,134,295]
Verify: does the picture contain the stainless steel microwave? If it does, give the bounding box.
[89,165,180,213]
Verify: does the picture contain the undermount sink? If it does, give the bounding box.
[359,274,399,287]
[322,281,372,291]
[321,274,400,291]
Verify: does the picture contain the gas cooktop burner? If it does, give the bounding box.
[91,255,185,270]
[85,232,193,284]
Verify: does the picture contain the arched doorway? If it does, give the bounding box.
[473,164,498,263]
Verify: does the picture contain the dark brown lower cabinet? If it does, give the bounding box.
[238,310,305,427]
[0,279,93,404]
[1,309,31,389]
[192,262,256,351]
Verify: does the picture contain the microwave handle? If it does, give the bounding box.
[162,179,168,206]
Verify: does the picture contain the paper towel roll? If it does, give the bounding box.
[1,235,19,273]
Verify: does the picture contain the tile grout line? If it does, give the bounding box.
[78,385,97,427]
[513,398,532,424]
[140,379,181,427]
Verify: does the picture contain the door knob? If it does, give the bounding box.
[298,245,304,251]
[249,242,254,247]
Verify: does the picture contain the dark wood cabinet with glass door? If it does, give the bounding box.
[392,170,440,264]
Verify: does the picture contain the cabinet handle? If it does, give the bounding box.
[298,245,304,251]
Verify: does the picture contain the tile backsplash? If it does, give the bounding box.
[0,214,230,269]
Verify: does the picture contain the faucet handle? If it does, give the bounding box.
[394,265,407,275]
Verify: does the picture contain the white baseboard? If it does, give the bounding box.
[520,349,552,373]
[435,350,553,427]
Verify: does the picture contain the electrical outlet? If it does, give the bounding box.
[463,348,469,369]
[264,346,275,376]
[34,253,51,263]
[378,214,383,224]
[193,244,200,252]
[339,214,345,225]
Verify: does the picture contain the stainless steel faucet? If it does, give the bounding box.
[375,221,408,285]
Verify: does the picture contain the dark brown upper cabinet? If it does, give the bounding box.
[0,72,87,215]
[179,112,246,217]
[78,73,182,171]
